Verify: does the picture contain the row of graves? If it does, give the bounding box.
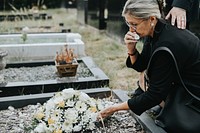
[0,10,166,133]
[0,13,52,22]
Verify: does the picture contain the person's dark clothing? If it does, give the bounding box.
[126,19,200,115]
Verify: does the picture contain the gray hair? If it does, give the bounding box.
[122,0,161,19]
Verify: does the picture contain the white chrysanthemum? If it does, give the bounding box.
[66,99,75,107]
[53,95,64,105]
[87,111,98,122]
[50,109,62,122]
[34,106,45,120]
[87,121,96,130]
[79,92,91,101]
[87,98,97,107]
[48,125,56,132]
[62,88,76,99]
[35,106,44,113]
[73,124,82,132]
[85,110,93,119]
[48,122,62,132]
[82,114,90,124]
[64,108,78,123]
[75,101,87,113]
[45,99,56,112]
[83,110,97,124]
[62,120,73,132]
[34,121,48,133]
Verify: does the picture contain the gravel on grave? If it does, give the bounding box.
[0,62,93,83]
[0,104,145,133]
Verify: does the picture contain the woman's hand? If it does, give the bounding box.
[97,105,116,120]
[97,102,129,120]
[124,31,138,54]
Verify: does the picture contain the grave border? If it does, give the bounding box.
[0,56,109,97]
[0,87,166,133]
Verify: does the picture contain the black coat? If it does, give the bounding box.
[126,19,200,115]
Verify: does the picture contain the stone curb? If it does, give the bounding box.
[113,89,167,133]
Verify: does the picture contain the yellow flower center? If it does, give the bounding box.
[48,118,55,125]
[34,112,45,120]
[90,106,97,112]
[58,101,65,108]
[53,129,62,133]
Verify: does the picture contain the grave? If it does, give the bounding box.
[0,32,85,62]
[0,87,166,133]
[14,26,71,33]
[0,13,51,22]
[0,32,109,97]
[0,56,109,97]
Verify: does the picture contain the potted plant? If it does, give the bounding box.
[55,45,78,77]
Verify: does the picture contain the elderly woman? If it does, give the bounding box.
[98,0,200,132]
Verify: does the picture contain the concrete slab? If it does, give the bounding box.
[0,33,85,62]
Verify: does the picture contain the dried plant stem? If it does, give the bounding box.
[99,114,107,133]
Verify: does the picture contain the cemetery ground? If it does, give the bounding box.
[0,8,140,92]
[0,8,167,133]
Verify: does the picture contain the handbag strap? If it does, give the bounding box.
[146,46,200,101]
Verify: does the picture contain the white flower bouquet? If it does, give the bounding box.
[31,88,113,133]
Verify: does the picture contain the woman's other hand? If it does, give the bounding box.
[124,31,138,54]
[165,7,186,29]
[97,102,129,120]
[97,106,115,120]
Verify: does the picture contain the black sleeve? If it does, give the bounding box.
[127,51,177,115]
[172,0,194,11]
[126,42,151,72]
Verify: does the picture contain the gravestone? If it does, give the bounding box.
[106,0,128,42]
[87,0,107,29]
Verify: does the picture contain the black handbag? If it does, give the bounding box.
[146,47,200,133]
